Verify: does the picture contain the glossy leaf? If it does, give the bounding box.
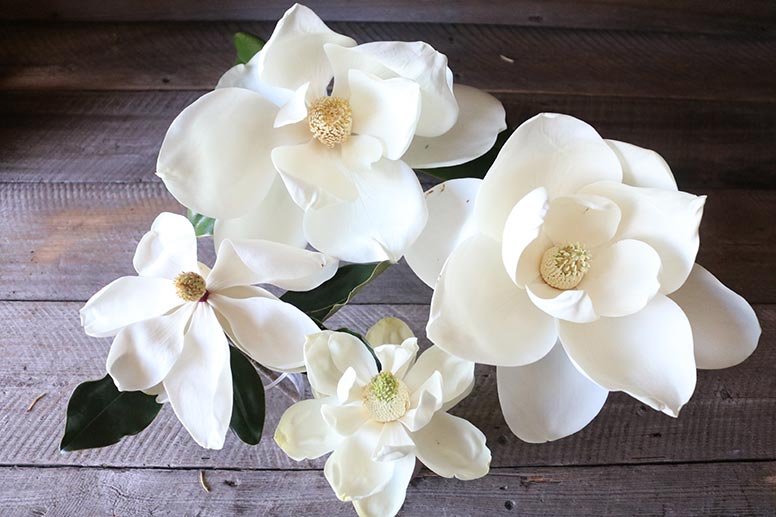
[187,209,215,238]
[229,346,266,445]
[419,130,509,181]
[281,261,392,323]
[60,375,162,452]
[234,32,265,65]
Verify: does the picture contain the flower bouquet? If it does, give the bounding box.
[61,5,761,516]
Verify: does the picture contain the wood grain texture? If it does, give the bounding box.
[1,182,773,303]
[2,23,774,102]
[1,301,773,470]
[1,0,774,35]
[1,462,775,516]
[2,90,775,188]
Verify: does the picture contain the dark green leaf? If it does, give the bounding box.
[229,346,265,445]
[281,261,392,322]
[60,375,162,452]
[335,327,382,371]
[187,209,215,238]
[234,32,265,65]
[419,130,509,181]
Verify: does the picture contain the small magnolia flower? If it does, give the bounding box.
[274,318,490,516]
[406,113,761,442]
[156,3,506,263]
[80,212,337,448]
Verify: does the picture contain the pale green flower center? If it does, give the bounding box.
[540,242,591,290]
[308,96,352,148]
[362,371,410,423]
[174,271,207,302]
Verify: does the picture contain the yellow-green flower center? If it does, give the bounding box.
[308,96,352,148]
[540,242,591,290]
[174,271,207,302]
[362,371,410,423]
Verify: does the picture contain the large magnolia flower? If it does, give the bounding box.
[157,3,505,263]
[80,212,337,448]
[406,113,761,442]
[275,318,489,516]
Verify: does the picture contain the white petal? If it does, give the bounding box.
[405,178,481,288]
[373,421,416,462]
[337,367,362,404]
[365,317,415,348]
[526,281,597,324]
[559,295,696,416]
[256,3,356,95]
[133,212,199,279]
[274,82,310,127]
[106,303,194,391]
[669,264,761,369]
[374,339,419,380]
[272,140,358,210]
[411,412,490,480]
[163,303,232,449]
[399,370,443,432]
[580,181,706,294]
[303,157,428,263]
[403,84,506,168]
[207,238,337,292]
[305,331,379,397]
[579,239,662,318]
[216,60,293,107]
[402,345,475,408]
[157,88,288,220]
[543,194,621,248]
[321,401,371,437]
[275,397,341,460]
[501,187,549,287]
[606,139,678,191]
[324,421,394,501]
[348,69,421,160]
[474,113,622,240]
[427,234,557,366]
[213,176,307,250]
[208,293,318,372]
[352,454,415,517]
[497,342,608,443]
[80,276,182,338]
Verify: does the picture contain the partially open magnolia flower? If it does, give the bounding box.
[274,318,489,517]
[406,113,761,442]
[80,212,337,448]
[156,3,506,263]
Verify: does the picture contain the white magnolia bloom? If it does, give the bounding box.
[406,113,761,442]
[156,3,506,263]
[275,318,490,516]
[80,212,338,449]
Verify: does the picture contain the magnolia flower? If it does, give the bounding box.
[80,212,337,448]
[274,318,490,516]
[156,3,506,263]
[406,113,761,442]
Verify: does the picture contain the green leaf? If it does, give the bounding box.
[229,346,266,445]
[60,375,162,452]
[187,209,215,238]
[234,32,265,65]
[281,261,392,322]
[419,130,509,181]
[335,327,382,371]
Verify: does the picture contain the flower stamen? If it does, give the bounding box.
[174,271,207,302]
[540,242,591,290]
[308,96,352,148]
[362,371,410,423]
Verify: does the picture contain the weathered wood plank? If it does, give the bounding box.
[1,182,773,303]
[2,90,775,188]
[1,0,773,36]
[1,23,774,102]
[1,302,774,469]
[1,462,774,516]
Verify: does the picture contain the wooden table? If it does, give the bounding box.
[2,2,775,515]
